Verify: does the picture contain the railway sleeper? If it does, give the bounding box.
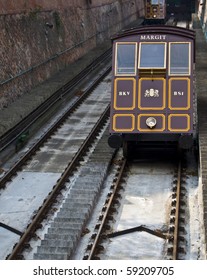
[34,252,70,260]
[103,224,112,231]
[90,154,113,161]
[171,200,177,207]
[69,181,102,189]
[168,235,186,243]
[178,247,186,254]
[95,224,101,230]
[22,243,32,250]
[64,198,95,205]
[178,217,185,224]
[69,189,99,196]
[95,244,105,253]
[172,193,177,199]
[47,227,82,237]
[51,221,83,230]
[178,236,187,243]
[113,199,121,205]
[108,207,118,214]
[169,226,175,233]
[167,247,173,254]
[65,193,96,201]
[179,208,185,214]
[44,233,76,242]
[72,181,102,189]
[180,185,187,191]
[55,217,86,224]
[180,191,186,197]
[40,239,74,249]
[178,226,186,234]
[57,208,90,216]
[170,217,175,223]
[61,202,92,210]
[56,210,89,220]
[78,174,106,183]
[179,200,186,206]
[34,239,74,259]
[106,215,114,221]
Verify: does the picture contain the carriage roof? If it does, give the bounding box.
[111,25,195,42]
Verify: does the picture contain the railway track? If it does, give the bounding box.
[0,67,112,259]
[7,109,112,260]
[0,48,112,163]
[81,151,201,260]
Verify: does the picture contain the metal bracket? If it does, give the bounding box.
[107,225,169,239]
[0,222,22,236]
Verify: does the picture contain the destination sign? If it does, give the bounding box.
[140,35,167,40]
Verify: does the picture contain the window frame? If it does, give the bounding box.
[115,42,137,76]
[138,42,167,69]
[168,42,191,76]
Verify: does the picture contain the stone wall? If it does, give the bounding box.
[198,0,207,38]
[0,0,144,109]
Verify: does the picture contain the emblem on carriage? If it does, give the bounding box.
[144,89,159,97]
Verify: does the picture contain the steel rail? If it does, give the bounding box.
[172,160,182,260]
[84,158,127,260]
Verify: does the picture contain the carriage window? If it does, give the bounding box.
[169,43,190,75]
[139,43,166,68]
[116,43,136,75]
[151,0,159,4]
